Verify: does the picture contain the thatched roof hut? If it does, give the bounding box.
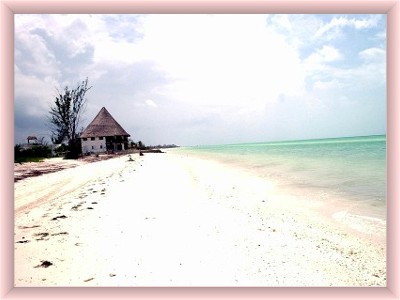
[80,107,130,153]
[80,107,130,138]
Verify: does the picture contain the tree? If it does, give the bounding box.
[128,138,136,149]
[38,136,47,146]
[49,78,92,158]
[137,141,145,150]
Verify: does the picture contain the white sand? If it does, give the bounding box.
[14,152,386,287]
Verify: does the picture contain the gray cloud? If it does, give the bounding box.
[14,97,52,143]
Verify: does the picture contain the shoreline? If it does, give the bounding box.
[14,152,386,286]
[169,147,386,226]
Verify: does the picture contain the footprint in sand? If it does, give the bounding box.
[71,205,80,211]
[34,261,53,268]
[18,225,40,229]
[51,215,67,221]
[51,232,68,236]
[71,201,87,211]
[34,232,50,241]
[16,240,30,244]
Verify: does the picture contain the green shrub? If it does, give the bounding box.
[14,144,52,163]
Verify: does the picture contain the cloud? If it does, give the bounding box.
[305,45,342,66]
[14,31,59,79]
[359,47,386,61]
[267,14,323,50]
[314,15,381,40]
[14,14,386,146]
[145,100,158,108]
[132,14,306,107]
[312,79,342,91]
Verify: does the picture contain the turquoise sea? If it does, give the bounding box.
[174,135,387,220]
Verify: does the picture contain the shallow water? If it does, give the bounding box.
[174,135,387,221]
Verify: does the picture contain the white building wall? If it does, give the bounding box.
[81,137,106,154]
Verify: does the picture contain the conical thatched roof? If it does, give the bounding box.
[80,107,130,138]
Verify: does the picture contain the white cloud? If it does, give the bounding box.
[14,31,59,78]
[374,30,386,40]
[267,14,324,49]
[352,17,380,29]
[145,99,158,108]
[314,15,380,40]
[304,45,342,70]
[312,79,342,91]
[133,14,305,108]
[359,47,386,61]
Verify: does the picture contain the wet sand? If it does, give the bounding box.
[14,152,386,286]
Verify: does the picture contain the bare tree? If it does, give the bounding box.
[49,78,92,157]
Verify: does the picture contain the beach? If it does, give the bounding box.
[14,151,386,287]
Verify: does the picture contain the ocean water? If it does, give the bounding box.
[174,135,386,220]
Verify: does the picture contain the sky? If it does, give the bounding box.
[14,14,386,146]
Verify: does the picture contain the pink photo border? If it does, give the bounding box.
[1,0,399,299]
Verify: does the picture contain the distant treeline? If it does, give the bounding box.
[150,144,179,149]
[129,140,179,150]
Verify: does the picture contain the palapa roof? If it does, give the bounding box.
[80,107,130,138]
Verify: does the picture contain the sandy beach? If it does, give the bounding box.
[14,152,386,287]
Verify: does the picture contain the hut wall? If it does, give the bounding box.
[81,137,107,154]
